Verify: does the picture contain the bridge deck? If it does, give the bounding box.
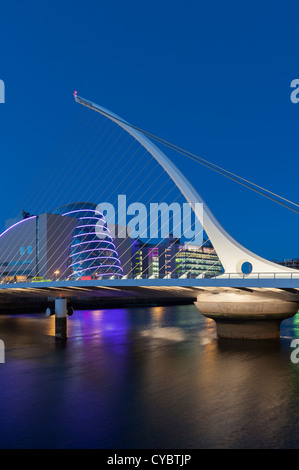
[1,277,299,300]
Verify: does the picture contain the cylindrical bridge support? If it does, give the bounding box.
[194,290,299,340]
[46,298,73,340]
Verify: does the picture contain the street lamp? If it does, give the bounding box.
[54,270,60,281]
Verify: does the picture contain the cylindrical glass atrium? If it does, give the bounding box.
[53,203,123,279]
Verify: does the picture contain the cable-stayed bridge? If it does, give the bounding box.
[1,93,299,340]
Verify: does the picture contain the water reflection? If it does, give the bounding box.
[0,306,298,448]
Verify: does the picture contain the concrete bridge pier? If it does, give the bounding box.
[46,298,73,340]
[194,289,299,339]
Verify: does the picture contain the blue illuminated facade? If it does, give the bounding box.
[53,203,123,279]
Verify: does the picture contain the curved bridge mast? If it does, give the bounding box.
[74,93,296,277]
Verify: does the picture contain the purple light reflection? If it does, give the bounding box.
[71,308,130,345]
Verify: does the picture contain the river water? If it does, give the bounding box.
[0,304,299,449]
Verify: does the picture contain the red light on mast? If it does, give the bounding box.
[74,90,78,96]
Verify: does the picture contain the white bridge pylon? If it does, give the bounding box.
[74,94,296,277]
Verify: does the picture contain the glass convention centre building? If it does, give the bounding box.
[0,202,131,282]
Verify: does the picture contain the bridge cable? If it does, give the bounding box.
[43,116,179,279]
[2,112,113,278]
[30,121,168,280]
[25,121,127,279]
[93,107,299,214]
[0,110,105,277]
[0,109,100,276]
[43,132,143,279]
[1,106,88,229]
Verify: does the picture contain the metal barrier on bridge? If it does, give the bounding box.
[2,271,299,285]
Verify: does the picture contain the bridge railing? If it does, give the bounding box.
[2,271,299,284]
[217,272,299,280]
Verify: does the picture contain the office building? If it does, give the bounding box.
[175,241,223,277]
[277,259,299,270]
[131,237,222,278]
[131,236,179,278]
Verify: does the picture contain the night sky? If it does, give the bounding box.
[0,0,299,261]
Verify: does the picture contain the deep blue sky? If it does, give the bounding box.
[0,0,299,261]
